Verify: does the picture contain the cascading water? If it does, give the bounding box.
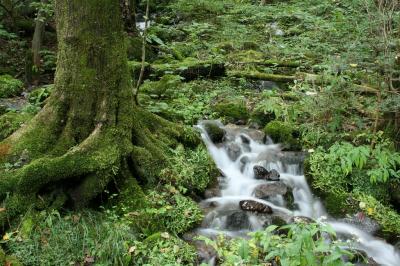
[195,121,400,266]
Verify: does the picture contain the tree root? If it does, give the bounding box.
[0,107,201,228]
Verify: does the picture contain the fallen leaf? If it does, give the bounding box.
[84,256,95,265]
[128,246,136,254]
[161,232,170,239]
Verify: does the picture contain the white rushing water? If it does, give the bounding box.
[196,121,400,266]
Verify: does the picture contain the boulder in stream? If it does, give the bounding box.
[253,165,280,181]
[340,212,381,235]
[253,181,287,198]
[239,200,273,214]
[225,142,241,161]
[226,211,250,230]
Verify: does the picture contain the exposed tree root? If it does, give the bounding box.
[0,106,200,228]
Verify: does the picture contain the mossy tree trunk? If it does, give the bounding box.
[0,0,197,228]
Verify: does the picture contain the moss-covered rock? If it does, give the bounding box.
[141,74,183,98]
[212,97,249,123]
[0,112,34,141]
[0,75,23,98]
[264,120,301,150]
[356,193,400,237]
[203,121,225,143]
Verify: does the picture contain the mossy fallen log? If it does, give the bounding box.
[128,59,226,81]
[228,70,296,82]
[228,70,379,94]
[234,60,301,68]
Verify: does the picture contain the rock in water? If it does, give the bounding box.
[253,166,280,181]
[267,169,280,181]
[225,142,241,161]
[253,165,269,179]
[239,200,273,214]
[226,212,250,230]
[253,182,288,198]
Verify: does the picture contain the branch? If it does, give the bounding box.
[133,0,150,105]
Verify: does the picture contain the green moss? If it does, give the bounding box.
[264,120,301,150]
[203,121,225,143]
[141,74,183,98]
[152,58,225,80]
[0,112,34,141]
[356,193,400,235]
[212,97,249,123]
[0,75,23,98]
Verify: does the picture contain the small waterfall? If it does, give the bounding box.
[196,121,400,266]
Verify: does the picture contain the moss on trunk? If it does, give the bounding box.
[0,0,201,227]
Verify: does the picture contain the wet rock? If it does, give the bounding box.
[253,181,287,198]
[224,124,265,143]
[239,200,273,214]
[204,187,221,199]
[225,142,241,161]
[226,211,250,230]
[253,165,269,179]
[289,216,315,224]
[253,166,280,181]
[240,134,251,144]
[183,232,218,264]
[203,121,225,144]
[340,213,381,235]
[271,215,287,227]
[350,250,379,266]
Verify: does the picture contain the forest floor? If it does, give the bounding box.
[0,0,399,265]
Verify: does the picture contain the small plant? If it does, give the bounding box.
[0,75,23,98]
[160,144,217,193]
[5,210,136,266]
[132,232,197,265]
[128,188,203,235]
[198,221,356,266]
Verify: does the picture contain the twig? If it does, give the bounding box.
[133,0,149,106]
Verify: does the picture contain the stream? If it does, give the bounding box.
[194,121,400,266]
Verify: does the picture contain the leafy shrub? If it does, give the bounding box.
[130,188,203,235]
[199,221,356,266]
[0,75,23,98]
[310,142,400,188]
[169,0,226,19]
[132,232,197,265]
[28,84,54,107]
[5,210,136,266]
[160,144,218,193]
